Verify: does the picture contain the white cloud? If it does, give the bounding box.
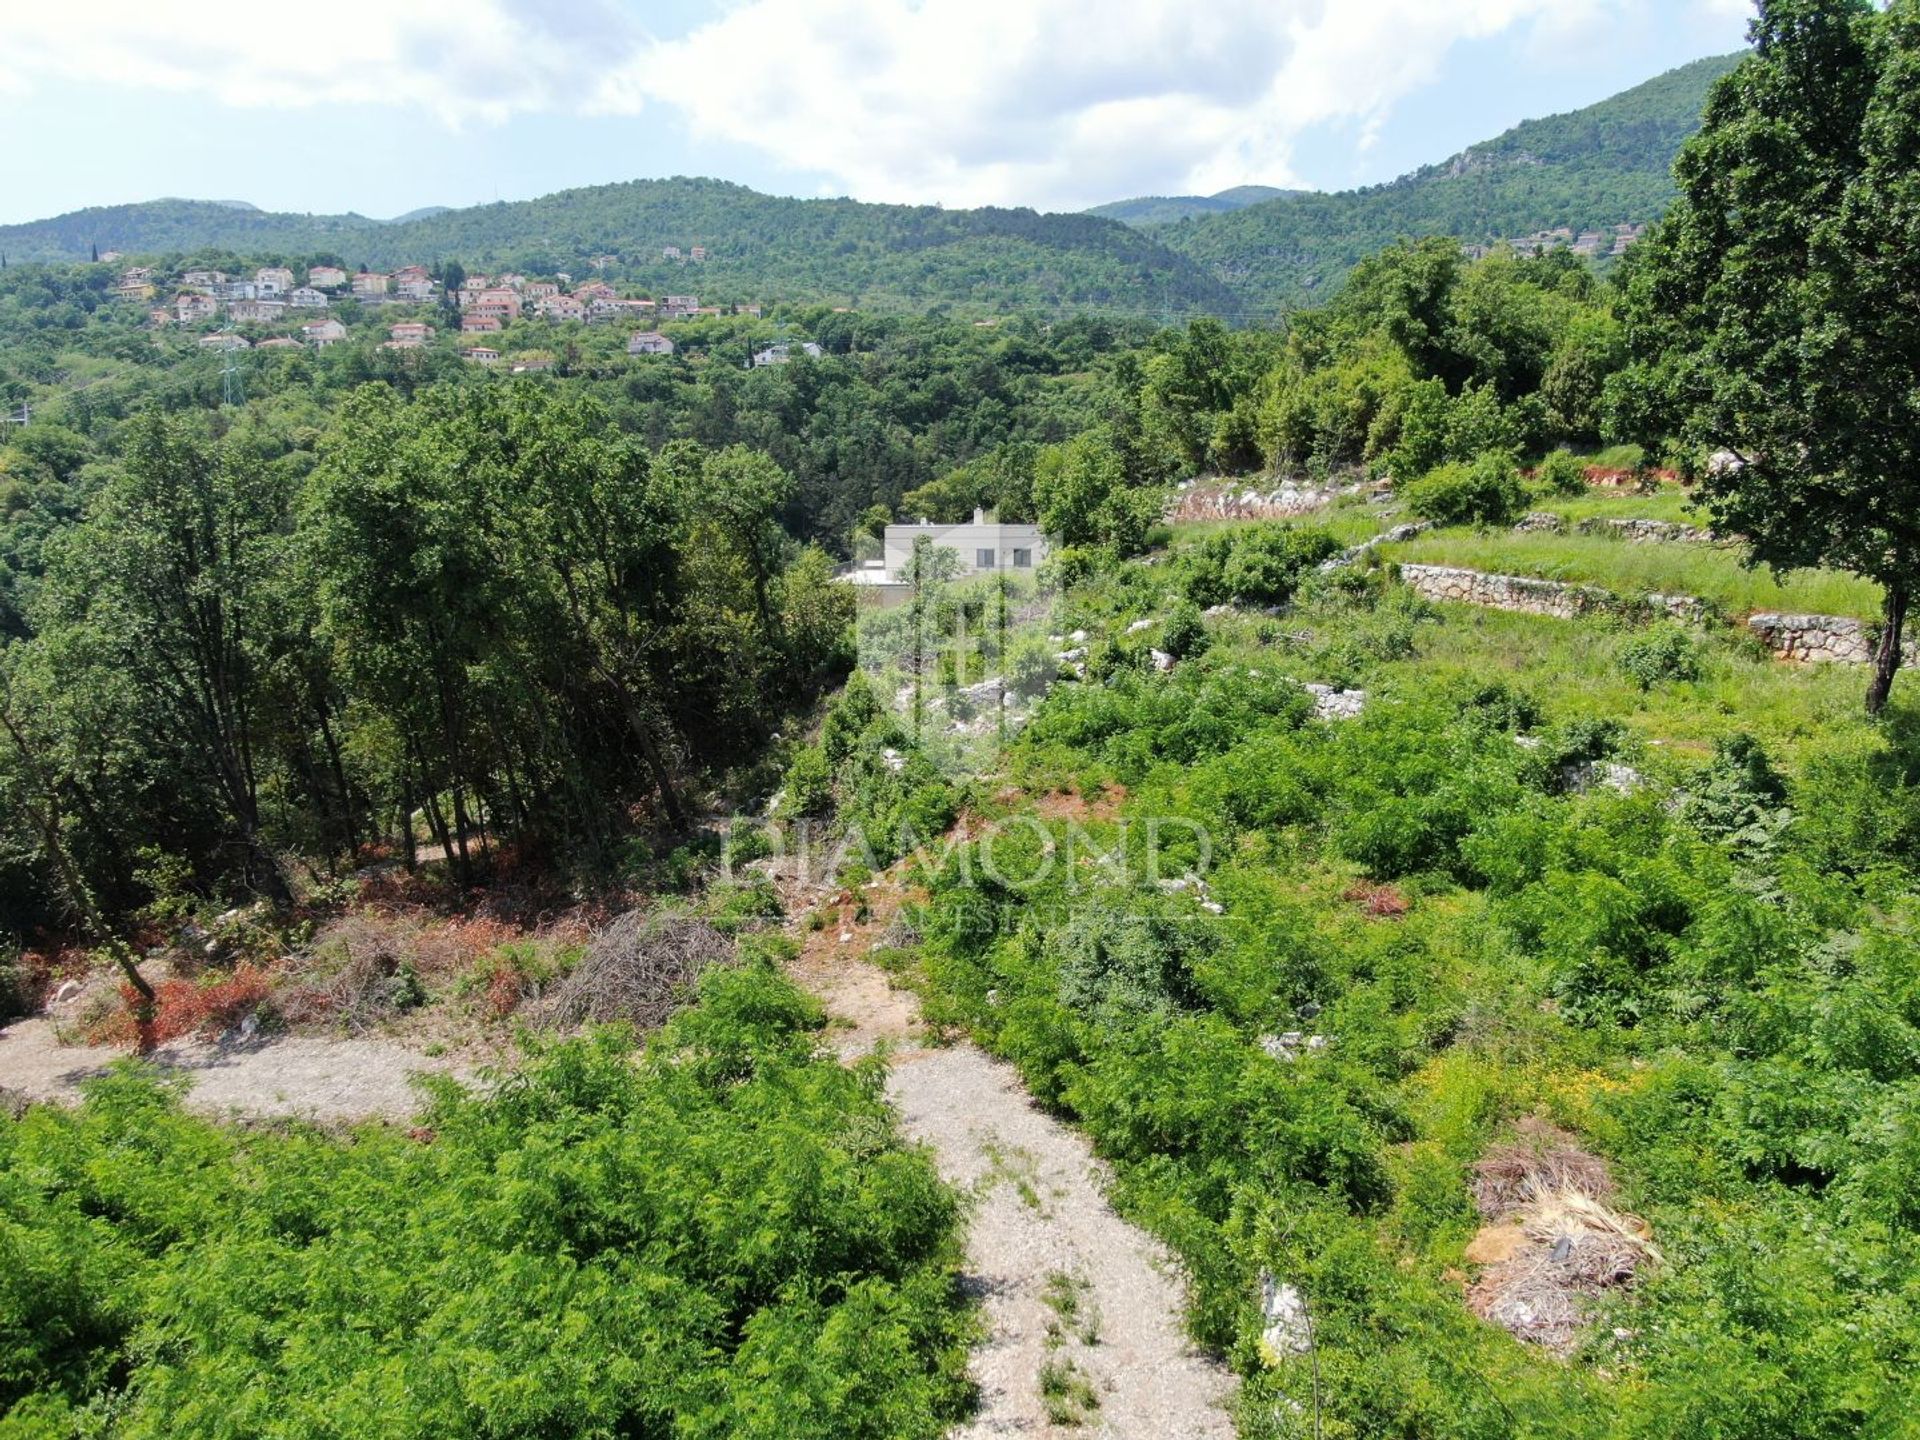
[10,0,1739,210]
[629,0,1581,209]
[8,0,651,127]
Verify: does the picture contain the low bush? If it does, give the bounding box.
[783,745,834,818]
[1402,452,1529,527]
[1618,623,1702,689]
[1534,448,1589,497]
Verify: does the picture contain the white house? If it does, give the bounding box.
[175,292,219,324]
[879,511,1047,584]
[307,264,348,289]
[287,286,329,309]
[352,272,390,298]
[302,318,348,346]
[254,267,295,297]
[227,299,287,323]
[751,341,824,367]
[627,331,675,355]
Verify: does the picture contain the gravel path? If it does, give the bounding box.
[0,1016,470,1122]
[790,880,1237,1439]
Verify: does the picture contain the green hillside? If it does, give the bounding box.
[0,55,1739,319]
[0,178,1238,319]
[1086,185,1300,226]
[1155,52,1743,314]
[0,198,388,261]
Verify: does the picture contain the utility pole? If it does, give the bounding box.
[219,329,243,407]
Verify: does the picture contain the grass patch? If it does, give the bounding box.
[1041,1270,1100,1348]
[1038,1356,1100,1426]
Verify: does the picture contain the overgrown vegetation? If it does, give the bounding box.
[0,960,974,1438]
[881,511,1920,1438]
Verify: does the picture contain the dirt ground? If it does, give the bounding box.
[0,1015,471,1122]
[790,867,1237,1438]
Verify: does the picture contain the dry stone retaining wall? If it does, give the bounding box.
[1577,518,1717,544]
[1747,612,1916,666]
[1399,564,1707,624]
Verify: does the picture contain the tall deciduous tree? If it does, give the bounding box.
[1617,0,1920,712]
[41,414,294,903]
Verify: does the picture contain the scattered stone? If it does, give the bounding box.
[1127,618,1156,634]
[1150,648,1176,672]
[1559,761,1647,796]
[1513,511,1566,534]
[1302,682,1367,720]
[1706,448,1747,481]
[52,979,82,1005]
[1320,519,1431,573]
[1203,603,1238,618]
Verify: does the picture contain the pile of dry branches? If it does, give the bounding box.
[538,910,734,1031]
[1465,1118,1660,1354]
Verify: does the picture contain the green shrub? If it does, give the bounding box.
[1535,448,1589,497]
[725,818,774,866]
[821,672,885,764]
[1619,623,1702,689]
[1400,452,1528,527]
[783,745,834,818]
[1159,602,1208,661]
[1008,634,1060,698]
[0,950,29,1023]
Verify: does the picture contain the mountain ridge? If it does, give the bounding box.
[1086,185,1301,226]
[0,52,1744,318]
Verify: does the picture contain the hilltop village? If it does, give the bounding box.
[105,256,786,371]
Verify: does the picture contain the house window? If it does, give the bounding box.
[1012,548,1033,568]
[976,548,997,569]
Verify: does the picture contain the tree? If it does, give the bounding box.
[39,414,294,904]
[1617,0,1919,712]
[0,659,154,1007]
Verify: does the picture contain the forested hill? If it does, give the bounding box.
[0,54,1737,318]
[1151,52,1743,312]
[0,178,1239,319]
[1086,185,1300,226]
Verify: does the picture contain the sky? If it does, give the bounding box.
[0,0,1752,226]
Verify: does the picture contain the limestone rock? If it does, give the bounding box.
[1258,1272,1313,1362]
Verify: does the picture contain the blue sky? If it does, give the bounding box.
[2,0,1750,225]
